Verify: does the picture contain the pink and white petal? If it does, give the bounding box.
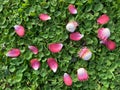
[6,48,20,58]
[70,32,84,41]
[28,45,38,54]
[97,14,110,24]
[66,21,78,32]
[48,43,63,53]
[30,59,40,70]
[47,58,58,72]
[63,73,72,86]
[39,14,51,21]
[14,25,25,37]
[98,28,110,41]
[78,47,92,60]
[68,4,77,14]
[77,68,89,81]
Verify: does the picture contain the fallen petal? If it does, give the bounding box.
[48,43,63,53]
[28,45,38,54]
[97,14,110,24]
[30,59,40,70]
[63,73,72,86]
[101,39,116,51]
[98,28,110,41]
[39,14,51,21]
[77,68,89,81]
[66,21,78,32]
[70,32,84,41]
[78,47,92,60]
[68,4,77,14]
[14,25,25,37]
[47,58,58,72]
[6,48,20,58]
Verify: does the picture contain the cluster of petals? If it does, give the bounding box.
[97,14,116,50]
[66,21,78,32]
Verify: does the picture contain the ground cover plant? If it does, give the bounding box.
[0,0,120,90]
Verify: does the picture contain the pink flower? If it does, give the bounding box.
[66,21,78,32]
[39,14,51,21]
[48,43,63,53]
[14,25,25,37]
[78,47,92,60]
[28,45,38,54]
[68,4,77,14]
[98,28,110,41]
[47,58,58,72]
[6,48,20,58]
[63,73,72,86]
[70,32,84,41]
[77,68,89,81]
[97,14,110,24]
[100,39,116,51]
[30,59,40,70]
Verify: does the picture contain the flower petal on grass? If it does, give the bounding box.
[70,32,84,41]
[63,73,72,86]
[97,14,110,24]
[47,58,58,73]
[30,59,40,70]
[28,45,38,54]
[66,21,78,32]
[78,47,92,60]
[68,4,77,14]
[48,43,63,53]
[39,14,51,21]
[6,48,20,58]
[98,28,110,41]
[77,68,89,81]
[14,25,25,37]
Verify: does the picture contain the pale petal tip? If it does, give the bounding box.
[52,68,57,73]
[14,25,19,29]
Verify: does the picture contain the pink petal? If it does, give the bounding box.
[66,21,78,32]
[39,14,51,21]
[98,28,110,41]
[6,48,20,58]
[68,4,77,14]
[70,32,84,41]
[63,73,72,86]
[48,43,63,53]
[97,14,110,24]
[14,25,25,37]
[78,47,92,60]
[47,58,58,72]
[30,59,40,70]
[77,68,89,81]
[28,46,38,54]
[101,39,116,51]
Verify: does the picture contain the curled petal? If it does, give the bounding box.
[66,21,78,32]
[98,28,110,41]
[70,32,84,41]
[14,25,25,37]
[28,45,38,54]
[97,14,110,24]
[68,4,77,14]
[48,43,63,53]
[39,14,51,21]
[78,47,92,60]
[77,68,89,81]
[101,39,116,51]
[63,73,72,86]
[30,59,40,70]
[47,58,58,72]
[6,48,20,58]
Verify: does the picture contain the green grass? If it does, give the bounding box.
[0,0,120,90]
